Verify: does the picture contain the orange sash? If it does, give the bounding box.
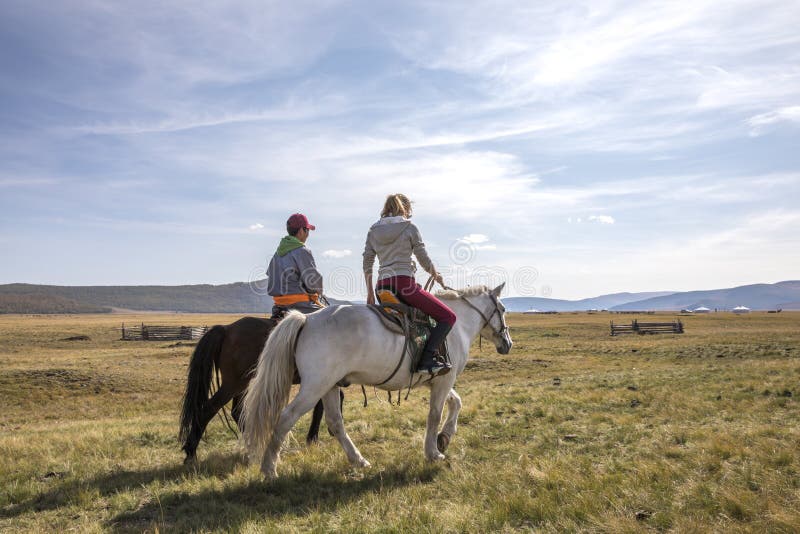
[272,293,320,306]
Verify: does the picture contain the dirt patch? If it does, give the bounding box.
[466,357,552,372]
[39,471,66,481]
[61,335,91,341]
[0,368,133,394]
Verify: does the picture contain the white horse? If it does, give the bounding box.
[241,283,512,479]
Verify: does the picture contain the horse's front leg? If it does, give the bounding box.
[437,388,462,453]
[424,380,453,461]
[322,387,370,468]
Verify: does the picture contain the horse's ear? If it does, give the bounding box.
[491,282,506,297]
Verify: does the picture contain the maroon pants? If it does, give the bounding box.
[376,275,457,326]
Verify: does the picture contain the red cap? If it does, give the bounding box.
[287,213,315,231]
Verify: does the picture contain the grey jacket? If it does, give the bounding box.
[362,216,435,280]
[266,246,324,297]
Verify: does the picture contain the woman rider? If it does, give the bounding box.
[363,193,456,376]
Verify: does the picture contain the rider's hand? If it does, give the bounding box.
[435,273,444,285]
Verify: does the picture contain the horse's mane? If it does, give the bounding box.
[435,285,490,300]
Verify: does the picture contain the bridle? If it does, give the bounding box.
[423,275,509,345]
[460,292,509,340]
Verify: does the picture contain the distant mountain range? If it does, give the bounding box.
[503,281,799,312]
[502,291,675,312]
[609,281,800,311]
[0,280,797,314]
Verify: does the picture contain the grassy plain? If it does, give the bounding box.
[1,311,798,532]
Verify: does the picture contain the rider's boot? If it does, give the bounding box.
[417,322,452,376]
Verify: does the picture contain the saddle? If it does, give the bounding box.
[367,289,448,380]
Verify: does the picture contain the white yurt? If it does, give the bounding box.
[523,308,541,314]
[732,305,751,314]
[693,306,711,314]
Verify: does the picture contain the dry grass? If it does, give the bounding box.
[1,311,799,532]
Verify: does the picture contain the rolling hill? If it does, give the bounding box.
[0,282,272,313]
[0,293,112,314]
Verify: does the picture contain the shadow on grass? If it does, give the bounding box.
[0,450,246,520]
[108,462,441,532]
[2,450,441,532]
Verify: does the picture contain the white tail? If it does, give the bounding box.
[241,310,307,463]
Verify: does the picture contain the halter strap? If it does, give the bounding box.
[460,293,508,338]
[426,275,508,337]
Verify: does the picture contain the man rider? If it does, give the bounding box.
[267,213,324,319]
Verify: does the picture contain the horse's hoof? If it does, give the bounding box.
[426,452,446,462]
[358,458,371,468]
[437,433,450,453]
[183,455,197,467]
[262,467,278,480]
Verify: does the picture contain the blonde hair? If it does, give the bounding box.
[381,193,413,218]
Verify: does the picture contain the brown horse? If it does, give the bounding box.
[179,316,339,464]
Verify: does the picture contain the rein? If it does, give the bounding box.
[426,274,508,342]
[460,293,508,339]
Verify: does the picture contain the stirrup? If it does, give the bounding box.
[417,357,451,377]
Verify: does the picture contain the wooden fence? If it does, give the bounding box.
[611,319,683,336]
[121,323,208,341]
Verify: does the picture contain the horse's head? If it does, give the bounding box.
[469,283,513,355]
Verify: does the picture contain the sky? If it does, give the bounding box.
[1,0,799,301]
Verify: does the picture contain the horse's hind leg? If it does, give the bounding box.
[322,387,370,468]
[307,388,345,444]
[306,399,324,444]
[261,383,329,478]
[437,388,462,453]
[184,387,235,464]
[231,393,244,430]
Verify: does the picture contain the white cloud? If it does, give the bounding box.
[696,69,800,113]
[457,233,496,251]
[377,0,800,153]
[248,223,264,231]
[746,106,800,136]
[588,215,615,224]
[335,151,540,222]
[22,2,346,111]
[52,216,270,236]
[322,249,352,258]
[71,97,351,135]
[460,234,490,244]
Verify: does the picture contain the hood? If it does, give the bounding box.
[276,235,305,257]
[370,217,411,245]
